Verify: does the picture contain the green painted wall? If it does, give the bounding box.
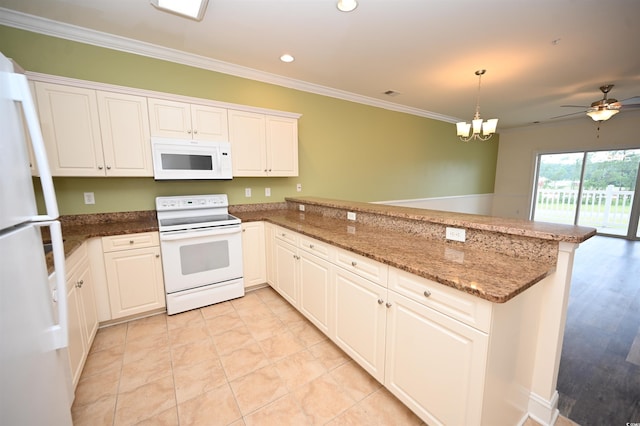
[1,26,499,215]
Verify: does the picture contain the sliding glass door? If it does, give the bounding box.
[532,149,640,239]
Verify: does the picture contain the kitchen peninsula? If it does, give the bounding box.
[232,196,595,426]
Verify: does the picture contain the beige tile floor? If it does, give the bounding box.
[71,286,424,425]
[72,286,580,426]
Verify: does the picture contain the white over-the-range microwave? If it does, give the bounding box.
[151,137,233,180]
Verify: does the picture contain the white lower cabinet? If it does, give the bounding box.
[384,291,488,426]
[241,222,266,289]
[265,226,540,425]
[298,249,332,335]
[333,266,387,382]
[102,232,165,319]
[65,243,98,390]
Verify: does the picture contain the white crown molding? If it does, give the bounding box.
[0,7,458,123]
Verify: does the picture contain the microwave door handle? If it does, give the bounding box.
[216,149,222,172]
[160,226,242,241]
[5,73,59,220]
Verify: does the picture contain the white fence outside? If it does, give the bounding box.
[535,185,634,232]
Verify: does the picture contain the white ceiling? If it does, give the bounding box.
[1,0,639,129]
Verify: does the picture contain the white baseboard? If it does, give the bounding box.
[528,391,560,426]
[375,193,494,215]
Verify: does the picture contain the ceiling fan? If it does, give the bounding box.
[551,85,640,122]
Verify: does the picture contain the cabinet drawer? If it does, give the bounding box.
[388,267,492,333]
[299,235,333,261]
[274,226,298,245]
[102,231,159,252]
[334,247,388,287]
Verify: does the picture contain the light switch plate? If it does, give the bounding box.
[245,188,252,197]
[347,211,356,221]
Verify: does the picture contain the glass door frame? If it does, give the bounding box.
[530,148,640,241]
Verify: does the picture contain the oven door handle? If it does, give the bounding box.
[160,226,242,241]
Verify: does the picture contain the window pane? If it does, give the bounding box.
[577,150,640,236]
[533,153,584,225]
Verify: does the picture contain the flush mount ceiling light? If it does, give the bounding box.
[456,69,498,142]
[150,0,209,21]
[280,54,295,63]
[337,0,358,12]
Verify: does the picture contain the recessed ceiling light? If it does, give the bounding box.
[150,0,209,21]
[280,54,295,63]
[337,0,358,12]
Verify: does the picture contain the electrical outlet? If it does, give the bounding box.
[347,211,356,221]
[83,192,95,205]
[445,227,466,242]
[299,204,305,212]
[296,183,302,192]
[265,187,271,197]
[245,188,252,197]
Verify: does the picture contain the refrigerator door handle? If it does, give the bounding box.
[36,220,67,350]
[4,72,59,221]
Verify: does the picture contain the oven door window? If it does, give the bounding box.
[180,240,229,275]
[161,153,213,171]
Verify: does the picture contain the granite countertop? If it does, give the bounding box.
[285,196,596,243]
[235,209,557,303]
[44,211,158,272]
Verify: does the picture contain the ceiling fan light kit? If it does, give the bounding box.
[587,108,619,122]
[337,0,358,12]
[457,69,499,142]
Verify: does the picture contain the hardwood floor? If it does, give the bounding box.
[557,236,640,425]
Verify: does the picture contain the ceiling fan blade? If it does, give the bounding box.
[549,110,586,119]
[620,96,640,106]
[560,104,589,108]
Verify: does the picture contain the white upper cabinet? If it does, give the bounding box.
[35,82,104,176]
[35,82,153,176]
[229,110,298,177]
[148,98,229,141]
[96,92,153,176]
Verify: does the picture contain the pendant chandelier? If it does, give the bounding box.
[456,69,498,142]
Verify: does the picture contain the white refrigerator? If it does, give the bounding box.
[0,52,73,425]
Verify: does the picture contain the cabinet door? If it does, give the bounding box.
[191,104,229,141]
[274,239,298,307]
[66,280,86,389]
[77,260,99,347]
[97,92,153,176]
[104,246,166,319]
[35,82,104,176]
[266,116,298,176]
[299,251,332,335]
[242,222,267,288]
[264,223,276,287]
[385,291,488,426]
[148,98,192,139]
[333,267,387,382]
[228,110,267,176]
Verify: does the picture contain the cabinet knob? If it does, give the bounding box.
[351,261,357,267]
[264,169,268,172]
[310,244,314,249]
[378,298,384,305]
[193,129,198,134]
[155,254,160,258]
[106,165,111,170]
[129,240,134,244]
[187,129,192,134]
[423,290,432,298]
[98,165,103,170]
[386,302,392,308]
[76,279,84,288]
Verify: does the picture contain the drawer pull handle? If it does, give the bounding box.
[155,254,160,258]
[386,302,392,308]
[351,261,357,267]
[377,298,384,304]
[310,244,314,249]
[129,240,134,244]
[424,290,432,298]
